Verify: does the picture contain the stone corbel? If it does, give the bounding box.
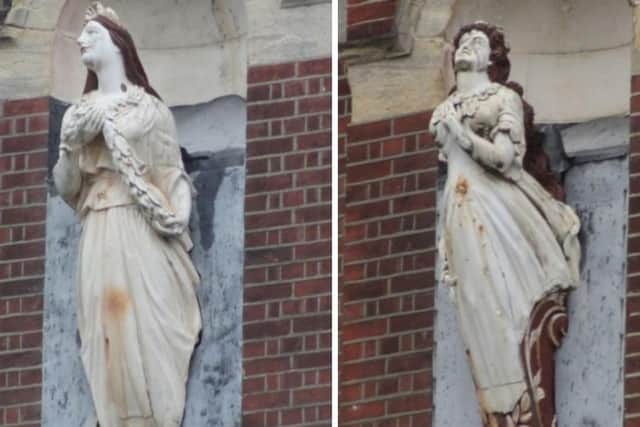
[340,0,426,65]
[0,0,30,40]
[391,0,426,57]
[3,0,29,28]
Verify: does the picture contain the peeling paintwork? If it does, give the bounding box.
[185,149,244,251]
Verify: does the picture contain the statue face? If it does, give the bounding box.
[454,30,491,72]
[77,20,119,71]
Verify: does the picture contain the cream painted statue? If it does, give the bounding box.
[53,3,201,426]
[430,22,581,426]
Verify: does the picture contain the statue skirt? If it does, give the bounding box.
[76,205,201,427]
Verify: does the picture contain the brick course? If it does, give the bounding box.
[244,58,332,427]
[345,0,398,42]
[628,74,640,426]
[0,97,48,427]
[339,58,437,426]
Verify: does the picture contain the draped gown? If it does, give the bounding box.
[430,83,580,414]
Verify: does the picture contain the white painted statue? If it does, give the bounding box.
[429,22,581,425]
[53,3,201,426]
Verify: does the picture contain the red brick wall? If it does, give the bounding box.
[0,97,49,427]
[243,58,332,427]
[339,60,438,425]
[337,60,349,424]
[346,0,398,42]
[627,75,640,425]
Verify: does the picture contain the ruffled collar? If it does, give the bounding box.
[449,82,501,120]
[449,82,501,106]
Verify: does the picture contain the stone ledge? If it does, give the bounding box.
[561,116,629,163]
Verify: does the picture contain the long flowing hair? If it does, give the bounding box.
[82,15,161,100]
[452,22,564,201]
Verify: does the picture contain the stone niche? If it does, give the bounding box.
[50,0,247,106]
[444,0,631,123]
[347,0,631,125]
[41,1,248,426]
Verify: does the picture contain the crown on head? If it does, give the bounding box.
[85,2,120,24]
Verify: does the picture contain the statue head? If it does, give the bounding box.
[77,19,120,72]
[79,2,160,98]
[454,29,491,73]
[452,21,510,84]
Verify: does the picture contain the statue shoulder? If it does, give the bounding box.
[140,92,182,167]
[495,84,523,110]
[63,91,95,121]
[431,98,455,127]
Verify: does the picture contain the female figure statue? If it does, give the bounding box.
[53,3,201,426]
[429,22,581,426]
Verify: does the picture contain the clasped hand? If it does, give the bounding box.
[435,115,472,152]
[61,104,109,150]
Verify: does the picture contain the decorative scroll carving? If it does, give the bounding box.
[429,22,581,426]
[483,293,568,427]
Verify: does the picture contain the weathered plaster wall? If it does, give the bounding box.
[555,157,627,426]
[172,96,246,153]
[246,0,331,66]
[42,97,246,426]
[432,120,629,426]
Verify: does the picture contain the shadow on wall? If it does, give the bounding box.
[42,96,247,427]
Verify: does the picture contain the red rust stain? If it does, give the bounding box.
[455,176,469,195]
[103,287,129,411]
[104,288,130,319]
[478,224,485,233]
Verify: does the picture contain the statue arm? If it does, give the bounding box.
[148,167,193,235]
[53,104,94,207]
[143,100,194,236]
[464,89,525,174]
[464,127,517,174]
[52,150,82,206]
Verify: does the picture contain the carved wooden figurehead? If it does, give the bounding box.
[429,21,582,427]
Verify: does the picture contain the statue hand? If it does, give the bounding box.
[83,106,106,140]
[457,121,474,151]
[442,116,472,151]
[66,104,106,147]
[151,216,186,237]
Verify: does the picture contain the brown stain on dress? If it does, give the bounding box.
[104,288,130,319]
[103,287,130,411]
[456,175,469,196]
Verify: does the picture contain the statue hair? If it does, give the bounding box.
[82,15,161,100]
